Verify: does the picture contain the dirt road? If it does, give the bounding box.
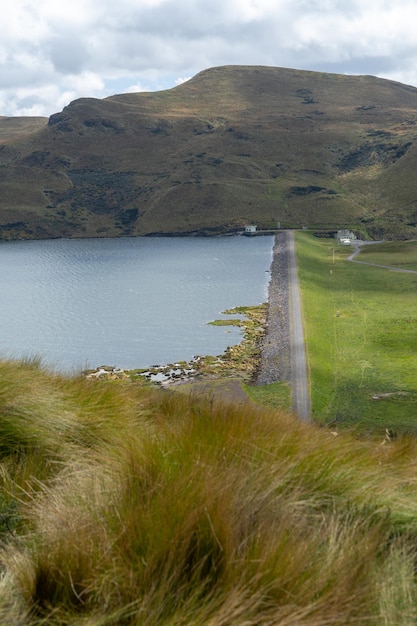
[288,231,310,420]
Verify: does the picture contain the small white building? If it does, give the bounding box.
[245,225,257,235]
[336,229,356,245]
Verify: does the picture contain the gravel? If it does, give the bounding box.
[255,232,291,385]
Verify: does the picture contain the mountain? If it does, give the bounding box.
[1,65,417,240]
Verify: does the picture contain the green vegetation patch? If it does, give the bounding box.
[208,318,242,326]
[191,304,267,380]
[243,381,292,411]
[296,232,417,433]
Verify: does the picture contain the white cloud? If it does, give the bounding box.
[2,0,417,116]
[175,77,192,86]
[124,82,151,93]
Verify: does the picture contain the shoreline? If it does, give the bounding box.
[84,233,289,388]
[84,303,268,385]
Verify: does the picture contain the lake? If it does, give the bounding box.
[0,235,274,373]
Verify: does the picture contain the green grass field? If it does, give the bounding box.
[296,233,417,433]
[244,381,292,411]
[358,239,417,271]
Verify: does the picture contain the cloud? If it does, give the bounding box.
[2,0,417,117]
[175,77,192,86]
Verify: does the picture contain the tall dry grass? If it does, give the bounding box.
[0,360,416,623]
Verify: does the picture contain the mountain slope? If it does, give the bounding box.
[1,65,417,239]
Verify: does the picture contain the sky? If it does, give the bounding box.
[2,0,417,118]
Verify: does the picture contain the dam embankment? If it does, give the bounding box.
[255,232,291,385]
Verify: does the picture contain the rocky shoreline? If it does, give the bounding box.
[83,304,268,385]
[255,232,291,385]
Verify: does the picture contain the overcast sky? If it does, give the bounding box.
[3,0,417,118]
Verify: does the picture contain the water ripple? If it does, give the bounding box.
[0,236,273,372]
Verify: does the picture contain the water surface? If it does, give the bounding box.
[0,236,273,372]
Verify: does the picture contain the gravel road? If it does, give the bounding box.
[287,231,310,420]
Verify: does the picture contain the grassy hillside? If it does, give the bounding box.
[0,116,47,143]
[1,358,417,624]
[2,65,417,239]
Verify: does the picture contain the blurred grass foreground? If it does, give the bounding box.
[0,359,417,623]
